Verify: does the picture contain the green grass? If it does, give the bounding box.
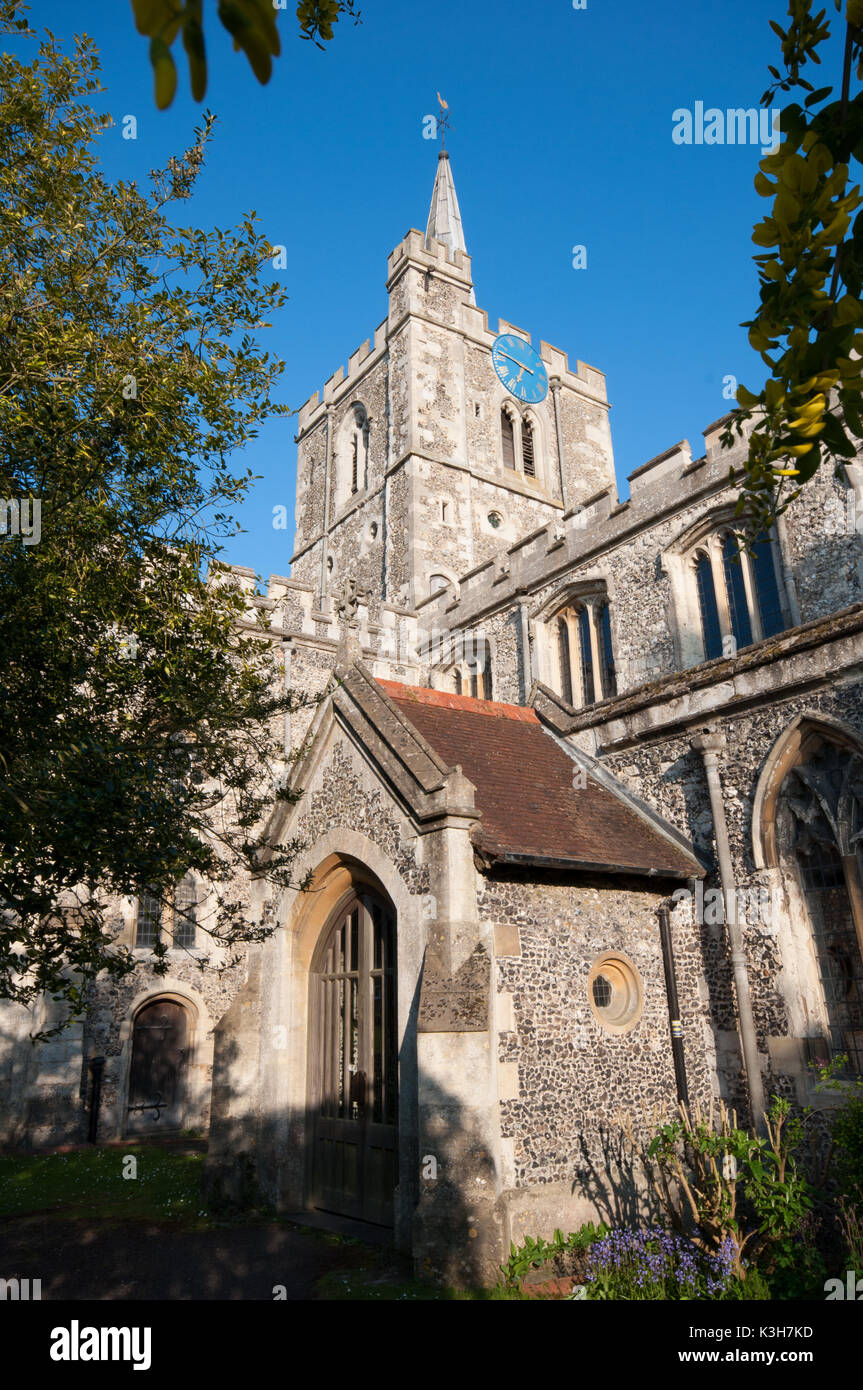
[0,1146,206,1224]
[0,1150,528,1298]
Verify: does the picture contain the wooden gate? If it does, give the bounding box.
[309,892,398,1227]
[126,998,189,1134]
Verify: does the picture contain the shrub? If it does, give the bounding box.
[622,1095,814,1284]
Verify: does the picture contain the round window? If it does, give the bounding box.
[587,953,643,1033]
[488,511,502,529]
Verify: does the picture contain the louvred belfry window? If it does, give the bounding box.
[501,410,515,469]
[522,420,536,476]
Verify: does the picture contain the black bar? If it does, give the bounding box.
[658,903,689,1107]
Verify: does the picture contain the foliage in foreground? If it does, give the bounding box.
[724,1,863,537]
[127,0,362,109]
[499,1221,608,1288]
[625,1094,817,1291]
[0,9,311,1022]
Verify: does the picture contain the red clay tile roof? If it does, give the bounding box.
[377,679,699,878]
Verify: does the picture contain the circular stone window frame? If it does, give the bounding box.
[587,952,644,1035]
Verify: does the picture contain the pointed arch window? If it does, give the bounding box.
[551,596,615,708]
[722,533,753,649]
[689,527,788,664]
[597,601,617,698]
[751,535,784,638]
[694,551,722,660]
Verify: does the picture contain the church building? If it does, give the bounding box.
[3,153,863,1287]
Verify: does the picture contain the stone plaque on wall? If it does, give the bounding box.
[418,942,490,1032]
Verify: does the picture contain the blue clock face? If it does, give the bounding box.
[491,334,549,404]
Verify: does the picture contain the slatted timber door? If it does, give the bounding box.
[309,893,398,1227]
[127,999,189,1134]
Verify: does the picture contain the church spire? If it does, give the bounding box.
[424,150,468,261]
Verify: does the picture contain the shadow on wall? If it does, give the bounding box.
[571,1122,666,1231]
[0,1006,86,1151]
[199,964,497,1290]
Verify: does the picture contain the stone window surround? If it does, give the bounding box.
[500,398,545,488]
[663,507,794,670]
[424,564,461,601]
[130,874,206,954]
[429,628,496,697]
[532,581,614,711]
[334,401,370,511]
[587,951,644,1034]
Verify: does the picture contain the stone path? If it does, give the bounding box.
[0,1215,404,1300]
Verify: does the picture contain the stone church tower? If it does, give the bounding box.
[3,152,863,1293]
[290,152,615,614]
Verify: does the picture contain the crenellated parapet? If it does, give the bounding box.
[412,412,760,634]
[295,318,389,438]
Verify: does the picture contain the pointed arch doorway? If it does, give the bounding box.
[126,997,191,1134]
[308,889,398,1228]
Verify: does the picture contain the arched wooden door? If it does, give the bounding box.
[309,892,398,1227]
[126,998,189,1134]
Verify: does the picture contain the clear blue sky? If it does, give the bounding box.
[25,0,848,581]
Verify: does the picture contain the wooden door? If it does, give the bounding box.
[127,999,189,1134]
[309,893,398,1227]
